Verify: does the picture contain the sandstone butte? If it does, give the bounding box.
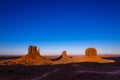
[52,50,72,64]
[77,48,115,63]
[0,46,115,65]
[0,46,52,65]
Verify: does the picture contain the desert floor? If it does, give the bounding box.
[0,56,120,80]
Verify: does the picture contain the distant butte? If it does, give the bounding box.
[0,46,115,65]
[53,50,71,60]
[52,50,72,64]
[78,48,115,63]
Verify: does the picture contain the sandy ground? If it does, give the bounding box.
[0,56,120,80]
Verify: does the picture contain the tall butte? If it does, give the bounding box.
[9,46,51,65]
[79,48,115,63]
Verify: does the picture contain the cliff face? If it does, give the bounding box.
[85,48,97,56]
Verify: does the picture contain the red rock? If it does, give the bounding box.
[8,46,51,65]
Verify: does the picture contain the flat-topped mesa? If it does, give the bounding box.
[85,48,97,56]
[78,48,115,63]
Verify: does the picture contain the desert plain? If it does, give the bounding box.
[0,46,120,80]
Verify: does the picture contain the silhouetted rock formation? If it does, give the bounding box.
[79,48,115,63]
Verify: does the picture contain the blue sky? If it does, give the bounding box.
[0,0,120,55]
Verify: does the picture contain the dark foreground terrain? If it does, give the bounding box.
[0,57,120,80]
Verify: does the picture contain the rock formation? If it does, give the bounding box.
[79,48,115,63]
[52,50,72,64]
[0,46,115,65]
[85,48,97,56]
[56,50,71,60]
[61,50,71,59]
[2,46,51,65]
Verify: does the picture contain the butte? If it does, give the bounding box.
[78,48,115,63]
[1,46,51,65]
[52,50,72,64]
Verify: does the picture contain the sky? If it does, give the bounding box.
[0,0,120,55]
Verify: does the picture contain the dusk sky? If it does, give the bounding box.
[0,0,120,55]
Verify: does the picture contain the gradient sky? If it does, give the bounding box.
[0,0,120,55]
